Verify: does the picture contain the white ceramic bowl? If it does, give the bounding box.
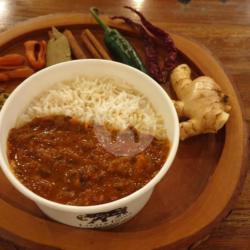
[0,59,179,228]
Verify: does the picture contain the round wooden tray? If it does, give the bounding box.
[0,13,248,250]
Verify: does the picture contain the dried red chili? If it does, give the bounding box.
[111,16,164,84]
[124,6,178,79]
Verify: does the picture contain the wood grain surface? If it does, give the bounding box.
[0,0,249,249]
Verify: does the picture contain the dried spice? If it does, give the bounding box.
[111,16,164,83]
[81,29,111,60]
[63,29,87,59]
[46,27,71,67]
[24,40,47,70]
[125,6,178,79]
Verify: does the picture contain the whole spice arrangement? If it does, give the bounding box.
[0,7,230,140]
[90,7,147,73]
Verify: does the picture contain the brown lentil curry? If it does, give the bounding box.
[7,115,169,206]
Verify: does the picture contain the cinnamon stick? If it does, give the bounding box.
[84,29,111,60]
[81,29,111,60]
[64,29,86,59]
[81,31,102,59]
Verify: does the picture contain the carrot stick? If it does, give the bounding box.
[0,54,26,66]
[0,66,34,81]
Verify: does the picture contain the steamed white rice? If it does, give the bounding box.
[17,76,166,138]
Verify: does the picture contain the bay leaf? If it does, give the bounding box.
[46,27,71,66]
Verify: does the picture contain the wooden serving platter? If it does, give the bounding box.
[0,13,248,250]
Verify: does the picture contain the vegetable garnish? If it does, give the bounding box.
[24,40,47,70]
[90,7,147,73]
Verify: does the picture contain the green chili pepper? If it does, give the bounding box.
[90,7,147,73]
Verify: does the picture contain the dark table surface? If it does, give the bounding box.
[0,0,249,249]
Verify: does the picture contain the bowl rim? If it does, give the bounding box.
[0,59,179,213]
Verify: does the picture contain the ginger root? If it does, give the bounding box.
[170,64,231,140]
